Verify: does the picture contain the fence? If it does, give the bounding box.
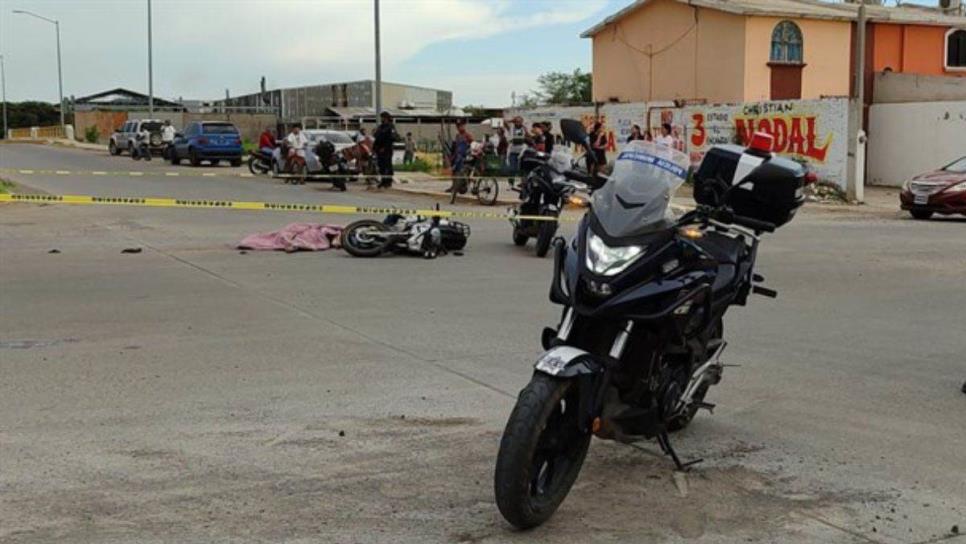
[6,125,66,140]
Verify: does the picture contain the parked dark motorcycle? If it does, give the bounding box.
[510,147,599,257]
[493,119,807,529]
[248,147,273,175]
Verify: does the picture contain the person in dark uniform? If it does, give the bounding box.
[372,111,399,189]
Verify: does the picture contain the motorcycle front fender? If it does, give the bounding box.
[534,346,603,378]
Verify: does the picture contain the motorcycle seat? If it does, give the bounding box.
[695,231,745,265]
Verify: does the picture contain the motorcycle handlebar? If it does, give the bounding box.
[731,214,776,233]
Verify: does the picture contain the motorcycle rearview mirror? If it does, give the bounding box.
[559,119,587,146]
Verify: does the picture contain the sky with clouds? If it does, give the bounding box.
[0,0,935,107]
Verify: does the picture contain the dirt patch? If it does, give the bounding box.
[0,414,883,544]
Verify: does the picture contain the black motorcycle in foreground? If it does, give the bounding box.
[494,119,807,529]
[509,147,598,257]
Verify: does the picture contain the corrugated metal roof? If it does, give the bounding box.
[581,0,966,37]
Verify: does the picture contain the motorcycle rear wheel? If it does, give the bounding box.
[340,220,391,257]
[495,373,591,529]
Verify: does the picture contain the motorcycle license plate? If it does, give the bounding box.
[914,194,929,205]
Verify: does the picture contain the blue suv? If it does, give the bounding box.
[169,121,243,166]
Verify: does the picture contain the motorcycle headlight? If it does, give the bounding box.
[585,231,646,276]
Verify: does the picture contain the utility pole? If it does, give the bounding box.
[148,0,153,116]
[13,10,64,130]
[849,2,867,203]
[374,0,382,118]
[1,54,8,140]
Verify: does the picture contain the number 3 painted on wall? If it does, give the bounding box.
[691,113,705,147]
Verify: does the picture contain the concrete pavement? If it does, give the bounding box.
[1,143,964,543]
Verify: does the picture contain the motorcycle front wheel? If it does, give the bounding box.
[340,220,391,257]
[495,373,591,529]
[534,218,558,258]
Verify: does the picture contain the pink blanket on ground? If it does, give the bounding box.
[238,223,344,252]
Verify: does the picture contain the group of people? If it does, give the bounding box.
[255,111,401,190]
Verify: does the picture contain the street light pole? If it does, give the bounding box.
[12,10,65,130]
[148,0,153,116]
[374,0,382,118]
[1,54,8,140]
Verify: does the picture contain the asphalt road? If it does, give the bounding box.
[1,143,964,544]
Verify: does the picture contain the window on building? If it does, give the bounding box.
[770,21,804,64]
[947,29,966,69]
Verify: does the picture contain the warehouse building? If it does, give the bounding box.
[215,80,455,122]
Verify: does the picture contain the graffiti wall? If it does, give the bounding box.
[508,97,849,188]
[683,98,849,188]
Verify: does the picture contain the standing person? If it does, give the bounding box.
[657,123,675,148]
[403,132,415,165]
[448,120,474,192]
[506,116,528,183]
[372,111,399,189]
[161,120,177,160]
[496,127,509,159]
[626,124,643,143]
[590,121,608,175]
[543,122,555,155]
[531,124,545,153]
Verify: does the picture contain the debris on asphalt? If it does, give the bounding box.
[805,181,848,204]
[672,471,689,498]
[48,249,60,254]
[121,247,142,254]
[338,430,345,437]
[953,525,960,535]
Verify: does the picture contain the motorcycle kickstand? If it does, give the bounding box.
[656,431,703,472]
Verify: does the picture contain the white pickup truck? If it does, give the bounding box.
[109,119,165,156]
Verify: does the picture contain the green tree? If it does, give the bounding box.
[533,69,592,106]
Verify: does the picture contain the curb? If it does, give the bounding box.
[384,184,519,207]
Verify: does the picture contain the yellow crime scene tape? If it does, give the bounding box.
[0,167,516,182]
[0,193,576,222]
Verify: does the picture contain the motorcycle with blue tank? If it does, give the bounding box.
[493,119,808,529]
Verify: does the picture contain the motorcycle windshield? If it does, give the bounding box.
[592,141,689,238]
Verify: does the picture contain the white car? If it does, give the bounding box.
[109,119,165,156]
[303,130,356,152]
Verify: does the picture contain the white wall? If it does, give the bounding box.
[868,101,966,187]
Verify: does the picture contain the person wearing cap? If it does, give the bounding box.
[372,111,399,189]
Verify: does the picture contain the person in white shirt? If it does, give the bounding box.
[161,120,176,143]
[285,124,308,156]
[656,123,675,148]
[161,120,176,160]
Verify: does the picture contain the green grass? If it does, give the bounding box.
[395,156,434,173]
[0,178,14,194]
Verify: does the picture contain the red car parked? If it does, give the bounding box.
[899,156,966,220]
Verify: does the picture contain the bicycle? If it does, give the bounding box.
[449,153,500,206]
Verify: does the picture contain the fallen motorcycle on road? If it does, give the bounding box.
[493,119,808,529]
[341,211,470,259]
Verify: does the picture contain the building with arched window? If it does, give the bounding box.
[582,0,966,104]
